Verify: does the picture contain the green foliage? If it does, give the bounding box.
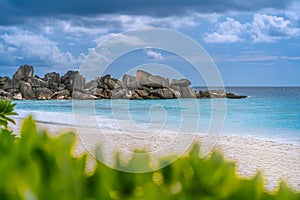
[0,99,17,129]
[0,99,299,199]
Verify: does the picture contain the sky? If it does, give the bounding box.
[0,0,300,86]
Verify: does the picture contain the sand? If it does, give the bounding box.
[10,118,300,191]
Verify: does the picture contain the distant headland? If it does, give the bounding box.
[0,64,246,100]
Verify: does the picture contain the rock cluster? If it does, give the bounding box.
[196,90,247,99]
[0,65,246,100]
[75,70,196,100]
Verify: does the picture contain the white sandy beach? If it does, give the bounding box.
[11,118,300,192]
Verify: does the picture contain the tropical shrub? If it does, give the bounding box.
[0,99,17,129]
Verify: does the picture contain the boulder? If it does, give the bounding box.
[44,72,61,91]
[122,74,138,89]
[1,78,19,91]
[169,85,181,98]
[168,87,181,98]
[226,93,247,99]
[72,91,97,100]
[197,90,210,98]
[130,92,143,100]
[19,81,35,99]
[112,89,127,99]
[61,70,86,91]
[135,89,149,98]
[170,79,191,87]
[28,77,47,88]
[180,86,196,98]
[150,88,175,99]
[85,79,97,90]
[0,76,8,89]
[50,90,70,100]
[13,65,34,81]
[210,90,226,98]
[0,89,12,99]
[136,70,169,88]
[196,90,247,99]
[101,74,120,90]
[13,93,22,100]
[34,87,53,100]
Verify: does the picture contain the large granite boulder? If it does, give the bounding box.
[61,70,86,92]
[197,90,226,98]
[170,78,195,98]
[180,86,196,98]
[72,91,97,100]
[20,81,35,99]
[122,74,138,89]
[0,76,7,89]
[13,93,23,100]
[1,78,20,93]
[196,90,247,99]
[170,79,191,87]
[135,89,150,98]
[35,87,53,100]
[44,72,61,91]
[136,70,169,88]
[226,93,247,99]
[150,88,175,99]
[28,77,47,88]
[13,65,34,81]
[111,89,127,99]
[101,74,120,90]
[168,87,181,98]
[85,79,97,90]
[169,85,195,98]
[50,90,70,100]
[0,89,12,99]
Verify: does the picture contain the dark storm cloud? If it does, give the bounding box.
[0,0,293,25]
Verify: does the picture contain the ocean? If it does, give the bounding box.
[14,87,300,144]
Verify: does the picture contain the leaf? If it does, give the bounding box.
[20,116,37,139]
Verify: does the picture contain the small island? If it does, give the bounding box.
[0,64,247,100]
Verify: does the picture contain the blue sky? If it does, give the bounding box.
[0,0,300,86]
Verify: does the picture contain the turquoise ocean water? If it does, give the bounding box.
[14,87,300,144]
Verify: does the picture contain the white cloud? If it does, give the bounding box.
[204,32,241,43]
[94,33,148,46]
[251,14,300,42]
[284,1,300,22]
[0,29,85,66]
[144,47,163,60]
[36,13,200,38]
[204,17,247,43]
[282,56,300,61]
[204,14,300,43]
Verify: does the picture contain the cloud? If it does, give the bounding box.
[203,17,247,43]
[204,14,300,43]
[144,47,164,60]
[251,14,300,42]
[0,29,85,67]
[94,33,148,46]
[282,56,300,61]
[35,14,199,38]
[0,0,294,25]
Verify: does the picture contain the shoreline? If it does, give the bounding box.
[12,114,300,146]
[10,117,300,191]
